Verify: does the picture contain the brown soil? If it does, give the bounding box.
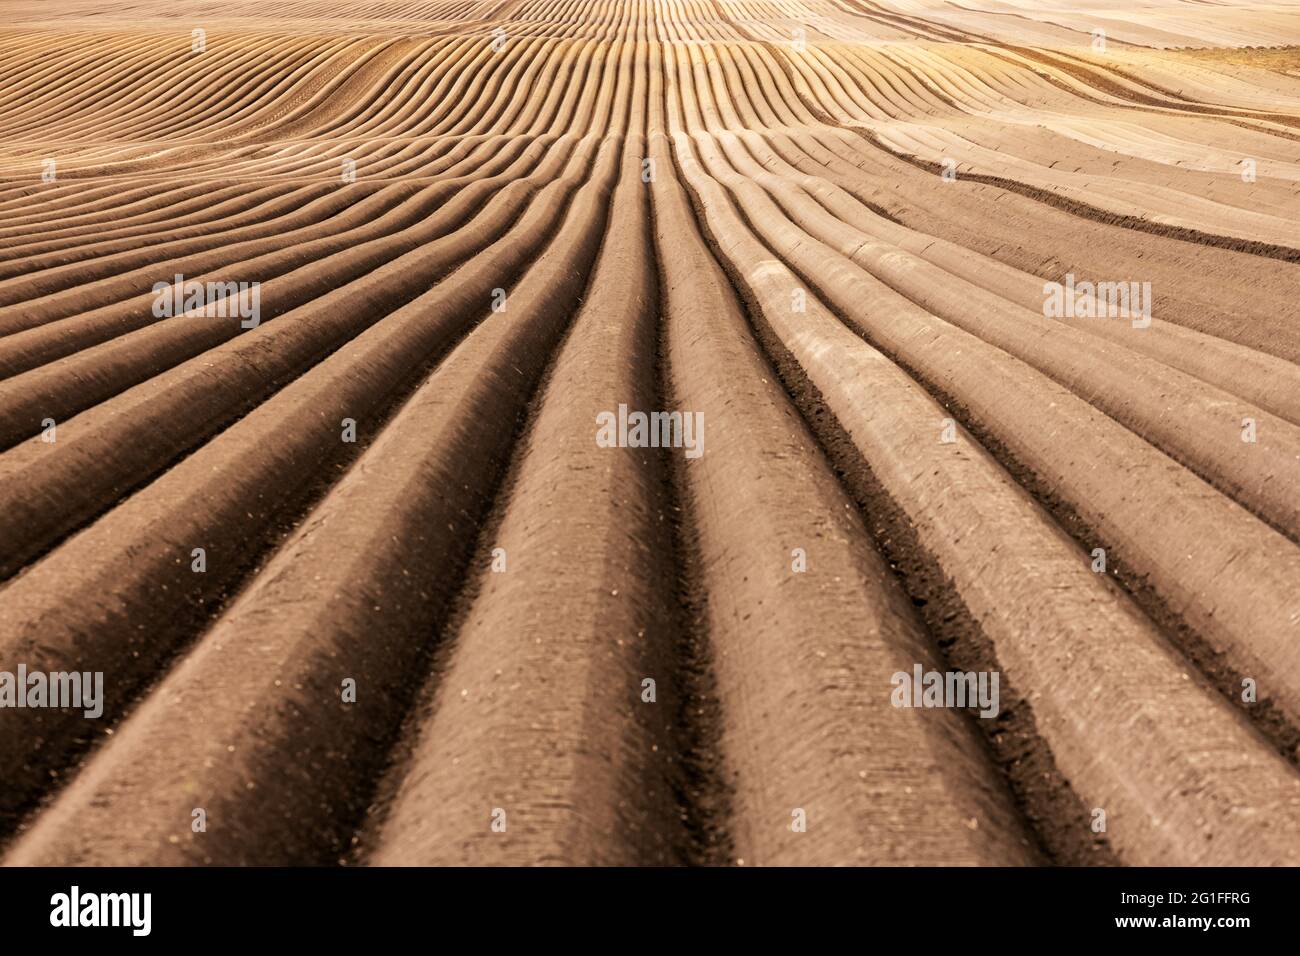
[2,0,1299,867]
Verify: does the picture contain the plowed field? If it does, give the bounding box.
[1,0,1299,867]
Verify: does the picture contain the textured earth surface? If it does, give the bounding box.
[1,0,1299,866]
